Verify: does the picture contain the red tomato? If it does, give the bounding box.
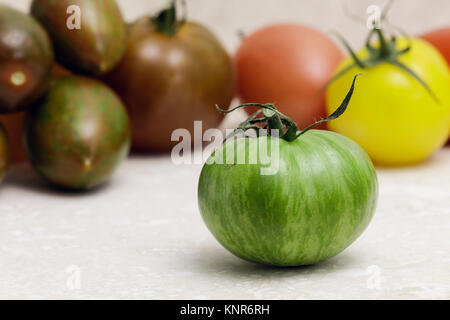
[421,28,450,66]
[421,27,450,144]
[235,24,344,129]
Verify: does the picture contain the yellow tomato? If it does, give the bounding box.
[326,38,450,166]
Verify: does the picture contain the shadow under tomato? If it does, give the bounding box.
[2,163,111,197]
[190,244,358,279]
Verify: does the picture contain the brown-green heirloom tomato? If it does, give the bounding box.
[30,0,127,76]
[24,76,131,190]
[106,3,235,152]
[0,123,9,183]
[0,5,54,113]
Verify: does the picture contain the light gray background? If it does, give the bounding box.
[6,0,450,52]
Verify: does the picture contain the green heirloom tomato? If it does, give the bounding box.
[198,76,378,266]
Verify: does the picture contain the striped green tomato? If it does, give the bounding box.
[198,76,378,266]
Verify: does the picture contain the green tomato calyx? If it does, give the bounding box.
[327,1,438,102]
[153,0,186,36]
[217,74,362,143]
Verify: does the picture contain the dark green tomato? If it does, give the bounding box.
[198,130,378,266]
[30,0,127,76]
[24,76,131,190]
[106,18,235,152]
[0,5,54,113]
[0,123,9,182]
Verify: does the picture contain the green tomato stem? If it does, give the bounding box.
[153,0,186,36]
[374,28,391,58]
[326,2,439,103]
[263,108,287,137]
[216,75,361,143]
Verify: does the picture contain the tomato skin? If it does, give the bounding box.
[52,63,72,79]
[0,63,72,165]
[198,130,377,266]
[326,38,450,166]
[106,19,235,152]
[235,24,344,129]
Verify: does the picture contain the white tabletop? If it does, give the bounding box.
[1,148,449,299]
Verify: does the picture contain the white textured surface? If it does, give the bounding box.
[0,149,449,300]
[1,0,450,300]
